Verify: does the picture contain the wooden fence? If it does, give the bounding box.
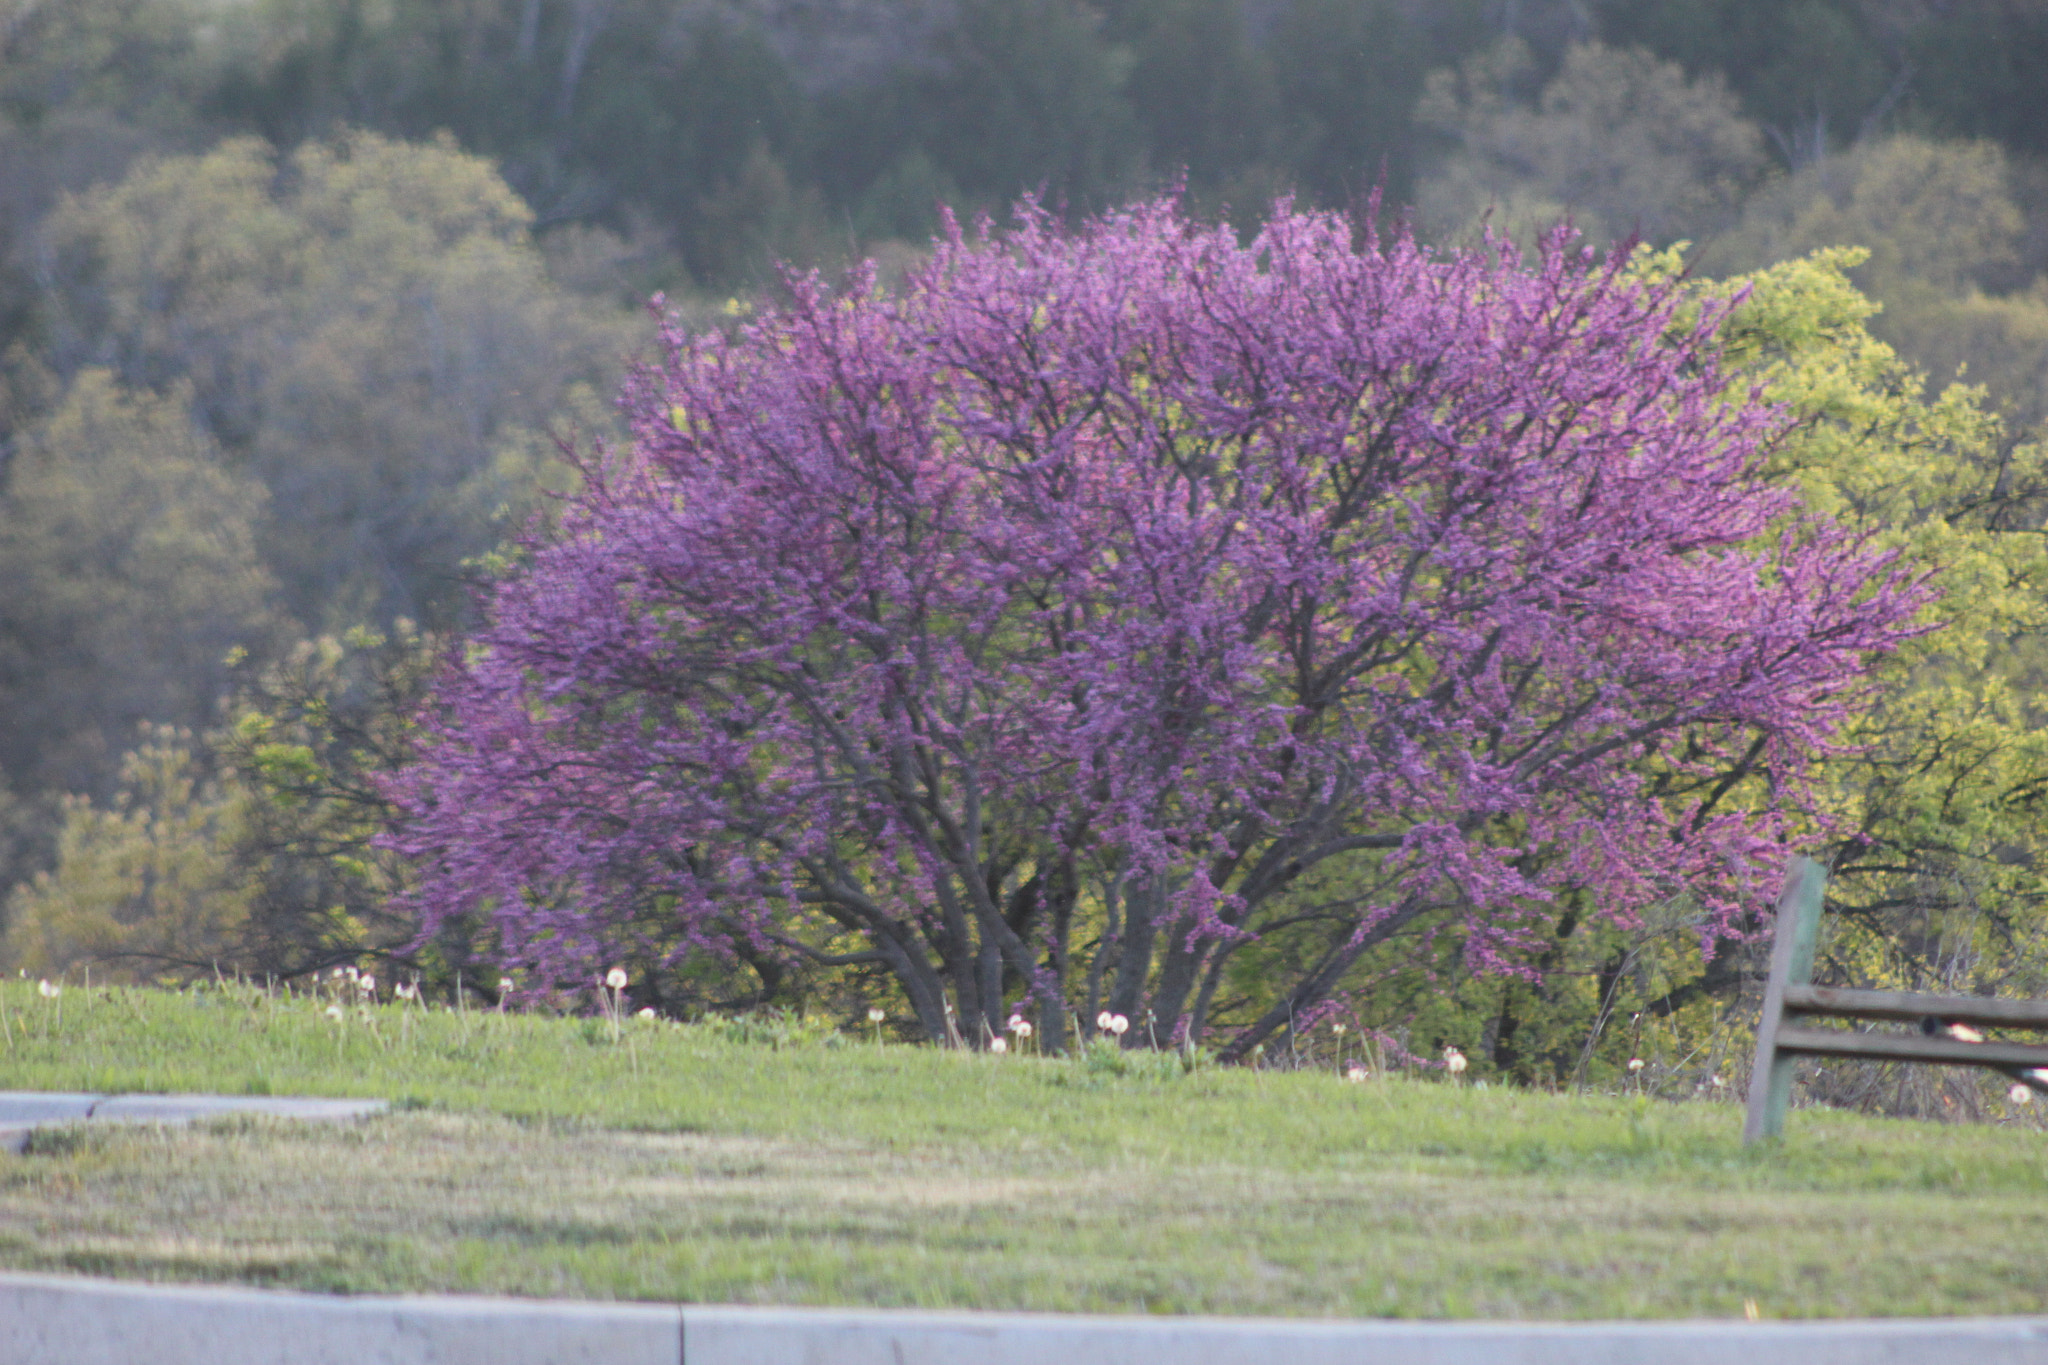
[1743,856,2048,1143]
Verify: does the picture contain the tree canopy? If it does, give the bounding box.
[34,130,633,629]
[389,202,1925,1052]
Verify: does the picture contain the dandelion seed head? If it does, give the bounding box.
[606,967,628,990]
[989,1037,1008,1054]
[2012,1083,2034,1104]
[867,1007,886,1024]
[1444,1046,1467,1074]
[36,979,59,999]
[1627,1057,1645,1072]
[1344,1064,1369,1083]
[1107,1014,1129,1036]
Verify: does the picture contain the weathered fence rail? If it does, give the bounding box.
[1743,857,2048,1143]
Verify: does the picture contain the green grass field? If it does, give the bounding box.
[1,978,2045,1319]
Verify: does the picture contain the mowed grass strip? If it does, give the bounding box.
[0,980,2045,1318]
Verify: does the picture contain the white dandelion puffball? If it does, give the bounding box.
[1444,1047,1467,1074]
[1332,1023,1346,1036]
[867,1007,886,1024]
[1344,1064,1369,1083]
[2012,1083,2034,1105]
[1014,1020,1033,1038]
[1107,1014,1130,1036]
[637,1007,657,1020]
[606,967,628,990]
[1627,1057,1645,1072]
[325,1003,345,1021]
[1097,1010,1115,1031]
[498,976,515,994]
[36,979,58,999]
[989,1037,1008,1054]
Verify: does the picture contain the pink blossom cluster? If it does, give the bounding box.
[385,199,1926,1055]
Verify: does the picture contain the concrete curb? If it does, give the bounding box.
[682,1305,2048,1364]
[0,1273,678,1365]
[0,1091,388,1153]
[2,1274,2046,1364]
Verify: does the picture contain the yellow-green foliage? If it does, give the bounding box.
[1699,246,2048,997]
[4,731,258,982]
[3,626,435,985]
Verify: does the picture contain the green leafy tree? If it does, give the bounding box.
[886,0,1143,213]
[1103,0,1285,209]
[0,369,283,811]
[0,0,214,129]
[0,0,222,441]
[1263,0,1487,209]
[36,130,635,628]
[4,624,437,985]
[210,625,437,981]
[1703,135,2048,433]
[1704,136,2023,295]
[1707,247,2048,1003]
[1592,0,1907,166]
[3,728,257,983]
[688,142,843,292]
[1415,39,1769,252]
[1904,0,2048,158]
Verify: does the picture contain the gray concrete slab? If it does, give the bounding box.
[0,1090,387,1155]
[89,1093,388,1124]
[681,1305,2048,1365]
[0,1091,103,1124]
[0,1272,682,1365]
[5,1274,2048,1364]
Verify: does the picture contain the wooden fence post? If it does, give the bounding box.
[1742,857,1827,1145]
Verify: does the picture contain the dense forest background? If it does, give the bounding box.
[9,0,2048,1106]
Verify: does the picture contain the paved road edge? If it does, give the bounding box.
[4,1272,2048,1363]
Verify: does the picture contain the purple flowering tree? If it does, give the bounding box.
[386,200,1925,1056]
